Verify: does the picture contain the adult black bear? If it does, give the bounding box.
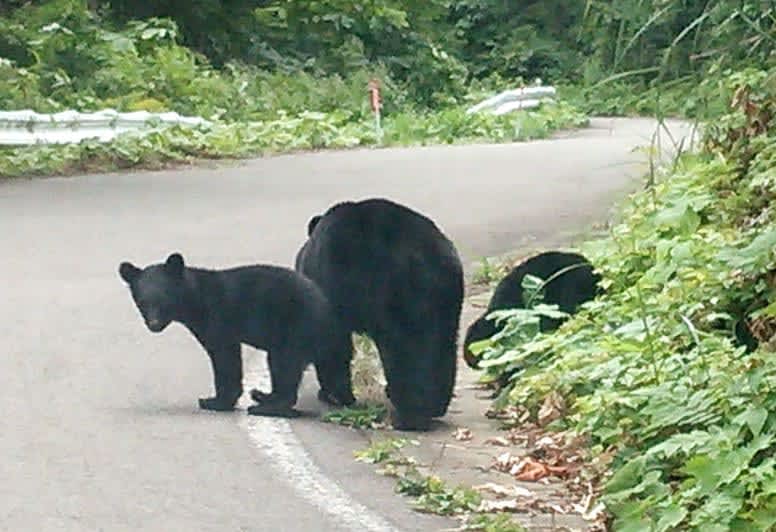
[296,198,464,431]
[118,252,355,417]
[464,251,601,369]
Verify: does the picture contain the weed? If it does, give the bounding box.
[396,471,481,516]
[354,437,415,465]
[322,403,388,430]
[462,513,527,532]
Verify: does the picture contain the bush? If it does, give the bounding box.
[477,66,776,531]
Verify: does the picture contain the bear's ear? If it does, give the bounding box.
[119,262,141,284]
[164,252,185,278]
[307,215,322,236]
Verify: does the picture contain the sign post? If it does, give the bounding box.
[368,79,383,144]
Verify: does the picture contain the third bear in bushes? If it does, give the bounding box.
[464,251,601,369]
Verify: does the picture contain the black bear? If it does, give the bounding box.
[118,252,355,417]
[464,251,601,369]
[296,198,464,431]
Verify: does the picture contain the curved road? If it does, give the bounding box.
[1,118,692,531]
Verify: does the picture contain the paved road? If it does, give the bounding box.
[0,118,693,531]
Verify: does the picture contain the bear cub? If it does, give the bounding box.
[464,251,601,369]
[119,252,355,417]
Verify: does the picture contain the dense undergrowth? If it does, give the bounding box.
[0,0,588,178]
[473,66,776,530]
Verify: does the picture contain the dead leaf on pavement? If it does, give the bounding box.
[473,482,534,499]
[512,457,570,482]
[492,452,521,473]
[483,436,510,447]
[535,435,556,448]
[452,427,473,441]
[477,499,523,513]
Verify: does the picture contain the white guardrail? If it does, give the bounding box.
[466,86,557,115]
[0,109,211,146]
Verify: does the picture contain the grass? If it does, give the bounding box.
[321,403,388,430]
[354,437,528,531]
[0,100,588,178]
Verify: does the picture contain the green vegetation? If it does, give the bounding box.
[396,473,481,516]
[322,403,388,429]
[3,0,771,118]
[475,67,776,530]
[356,438,527,529]
[472,257,513,286]
[0,0,589,178]
[462,514,527,532]
[354,437,416,465]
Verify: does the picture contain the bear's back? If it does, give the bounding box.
[203,264,332,341]
[297,198,463,333]
[314,198,458,271]
[490,251,599,314]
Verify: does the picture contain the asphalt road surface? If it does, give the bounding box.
[1,118,693,531]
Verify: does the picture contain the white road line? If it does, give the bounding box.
[238,360,399,532]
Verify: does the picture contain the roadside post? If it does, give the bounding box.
[368,79,383,144]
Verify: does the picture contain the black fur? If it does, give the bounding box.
[464,251,601,368]
[119,253,355,417]
[295,199,464,431]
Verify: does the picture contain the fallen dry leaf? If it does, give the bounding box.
[477,499,523,513]
[483,436,510,447]
[483,421,610,525]
[492,452,521,473]
[512,457,570,481]
[473,482,534,499]
[452,427,473,441]
[582,503,607,522]
[535,435,557,448]
[486,405,532,424]
[549,503,570,514]
[512,458,545,481]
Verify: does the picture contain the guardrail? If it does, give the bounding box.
[0,109,210,146]
[466,86,557,116]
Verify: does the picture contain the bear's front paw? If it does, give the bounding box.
[246,403,301,418]
[198,397,236,411]
[317,388,356,407]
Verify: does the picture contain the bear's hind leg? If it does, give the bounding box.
[247,348,305,418]
[375,333,437,432]
[376,318,458,431]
